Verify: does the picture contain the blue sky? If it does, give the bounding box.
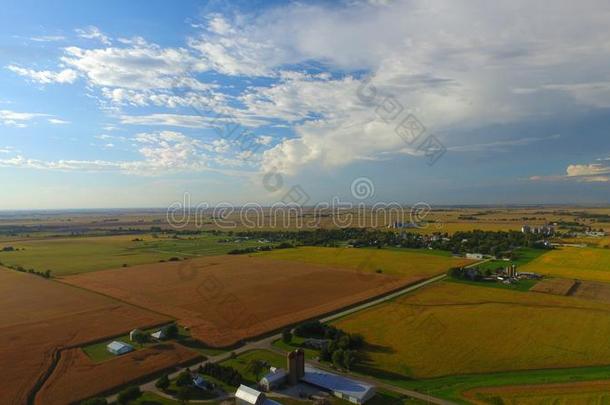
[1,0,610,209]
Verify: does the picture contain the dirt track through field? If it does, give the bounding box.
[0,268,171,405]
[62,255,420,347]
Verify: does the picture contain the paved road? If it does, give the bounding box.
[105,272,464,404]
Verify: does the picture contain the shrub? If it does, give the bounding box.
[155,374,170,390]
[117,386,141,404]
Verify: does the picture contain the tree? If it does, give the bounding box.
[342,350,357,370]
[164,323,179,339]
[282,328,292,344]
[176,370,192,387]
[131,330,147,347]
[155,374,170,391]
[331,349,344,369]
[176,386,191,404]
[245,359,267,381]
[117,386,141,404]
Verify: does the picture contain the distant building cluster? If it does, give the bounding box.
[481,264,542,285]
[521,224,554,235]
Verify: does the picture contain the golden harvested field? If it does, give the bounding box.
[256,247,473,277]
[0,268,170,405]
[36,343,200,405]
[333,281,610,378]
[464,380,610,404]
[520,247,610,283]
[530,278,576,296]
[62,255,415,347]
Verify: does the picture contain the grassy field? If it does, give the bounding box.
[272,336,319,360]
[256,246,473,278]
[520,246,610,283]
[333,281,610,380]
[476,247,549,271]
[220,350,286,385]
[464,379,610,404]
[0,234,272,275]
[121,391,222,405]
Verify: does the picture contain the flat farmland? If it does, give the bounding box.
[530,278,576,295]
[520,246,610,283]
[255,247,473,277]
[62,255,416,347]
[0,268,170,405]
[0,234,272,275]
[36,343,200,405]
[333,281,610,379]
[464,380,610,404]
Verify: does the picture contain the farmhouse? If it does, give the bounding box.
[150,329,167,340]
[106,341,134,356]
[235,384,283,405]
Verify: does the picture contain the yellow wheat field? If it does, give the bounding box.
[520,246,610,283]
[333,282,610,378]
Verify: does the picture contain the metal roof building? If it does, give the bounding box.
[301,365,375,404]
[106,341,134,356]
[260,368,288,391]
[235,385,283,405]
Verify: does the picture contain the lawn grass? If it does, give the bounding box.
[220,350,286,385]
[82,324,177,362]
[256,246,473,278]
[520,246,610,282]
[333,281,610,381]
[397,364,610,403]
[272,336,319,360]
[0,233,273,275]
[476,247,548,271]
[123,391,223,405]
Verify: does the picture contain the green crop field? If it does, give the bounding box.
[256,246,473,278]
[333,281,610,381]
[476,247,548,271]
[464,379,610,404]
[520,246,610,283]
[0,234,273,275]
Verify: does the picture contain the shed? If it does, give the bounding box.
[106,341,134,356]
[151,329,167,340]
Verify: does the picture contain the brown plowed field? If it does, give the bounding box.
[62,255,418,347]
[0,268,170,405]
[530,278,576,295]
[572,280,610,303]
[36,343,200,405]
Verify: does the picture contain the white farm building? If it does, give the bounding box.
[235,385,282,405]
[106,341,134,356]
[302,365,375,404]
